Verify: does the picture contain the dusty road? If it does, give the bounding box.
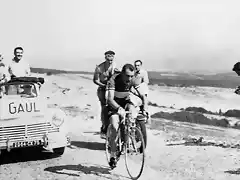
[1,74,240,180]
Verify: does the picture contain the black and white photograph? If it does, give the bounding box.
[1,0,240,179]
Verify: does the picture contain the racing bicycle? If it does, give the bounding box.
[105,107,145,180]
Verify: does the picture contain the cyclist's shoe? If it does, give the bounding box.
[109,157,117,169]
[139,146,144,154]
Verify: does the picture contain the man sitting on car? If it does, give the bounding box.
[8,47,31,79]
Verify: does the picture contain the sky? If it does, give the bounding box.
[0,0,240,72]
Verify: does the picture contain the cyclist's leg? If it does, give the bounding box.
[108,113,120,168]
[109,114,119,157]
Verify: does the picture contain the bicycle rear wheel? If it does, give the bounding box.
[125,126,145,180]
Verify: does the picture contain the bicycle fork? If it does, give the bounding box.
[127,122,138,153]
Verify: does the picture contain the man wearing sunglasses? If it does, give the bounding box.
[93,50,118,138]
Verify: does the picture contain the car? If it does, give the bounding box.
[0,76,70,157]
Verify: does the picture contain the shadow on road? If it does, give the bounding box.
[45,163,111,178]
[71,141,105,151]
[225,168,240,175]
[45,163,129,179]
[83,131,101,136]
[0,147,59,165]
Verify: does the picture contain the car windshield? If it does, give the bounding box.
[1,83,37,97]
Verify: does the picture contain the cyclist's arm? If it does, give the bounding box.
[106,75,121,110]
[107,89,121,110]
[93,66,106,87]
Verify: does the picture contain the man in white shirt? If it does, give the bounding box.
[134,59,151,123]
[8,47,31,78]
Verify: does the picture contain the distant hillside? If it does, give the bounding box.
[31,67,240,89]
[30,67,93,75]
[148,71,240,88]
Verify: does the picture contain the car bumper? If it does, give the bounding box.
[0,131,70,151]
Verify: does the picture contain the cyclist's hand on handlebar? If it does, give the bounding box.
[142,109,149,118]
[117,107,126,119]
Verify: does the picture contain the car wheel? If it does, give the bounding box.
[53,147,65,156]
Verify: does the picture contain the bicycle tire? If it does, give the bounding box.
[136,120,147,148]
[125,126,145,180]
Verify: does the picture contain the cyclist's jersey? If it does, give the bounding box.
[106,73,139,107]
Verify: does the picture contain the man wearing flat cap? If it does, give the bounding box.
[93,50,118,138]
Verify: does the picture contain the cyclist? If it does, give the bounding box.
[106,63,147,169]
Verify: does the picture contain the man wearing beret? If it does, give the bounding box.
[93,50,118,138]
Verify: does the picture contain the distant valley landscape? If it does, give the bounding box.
[31,67,240,89]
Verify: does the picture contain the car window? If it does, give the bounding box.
[2,83,37,97]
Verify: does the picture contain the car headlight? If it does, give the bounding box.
[52,110,66,127]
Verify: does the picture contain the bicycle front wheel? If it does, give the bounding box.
[105,124,113,163]
[125,126,145,180]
